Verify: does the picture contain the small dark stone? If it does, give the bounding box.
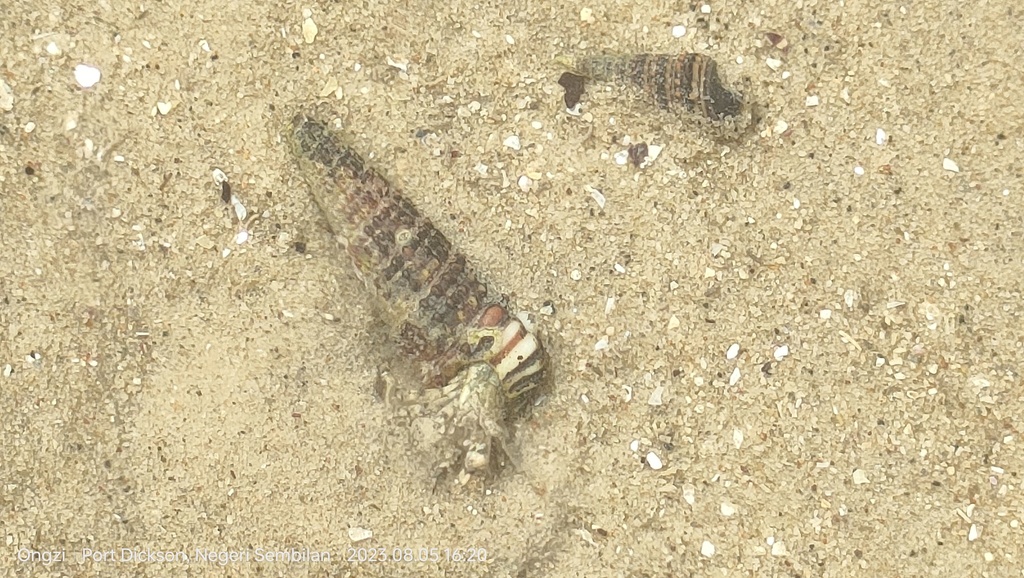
[627,142,648,168]
[557,72,586,110]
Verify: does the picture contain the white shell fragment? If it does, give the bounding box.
[700,540,715,558]
[875,128,888,146]
[302,17,319,44]
[943,157,960,172]
[805,95,820,107]
[639,144,663,169]
[586,185,606,209]
[773,344,790,361]
[852,469,870,485]
[647,386,664,406]
[0,78,13,111]
[732,428,744,449]
[347,527,373,542]
[503,135,521,150]
[74,64,102,88]
[766,57,782,71]
[728,367,741,386]
[645,451,663,470]
[671,25,687,38]
[517,175,533,192]
[385,56,408,73]
[968,524,980,542]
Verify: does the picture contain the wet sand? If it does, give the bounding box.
[2,0,1023,576]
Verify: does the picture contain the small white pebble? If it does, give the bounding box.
[728,367,741,386]
[793,197,801,209]
[45,41,61,56]
[570,269,582,281]
[726,343,740,360]
[968,524,980,542]
[765,57,782,71]
[875,128,888,146]
[700,4,711,13]
[579,7,594,22]
[302,17,319,44]
[517,175,533,192]
[732,428,744,449]
[943,157,960,172]
[531,120,542,130]
[613,150,629,165]
[668,314,680,330]
[347,527,373,542]
[771,541,788,556]
[629,439,639,452]
[720,502,736,516]
[701,540,715,558]
[773,119,789,135]
[503,135,521,150]
[235,230,249,244]
[594,337,609,351]
[645,451,663,470]
[504,34,515,45]
[853,165,865,176]
[773,345,789,361]
[613,263,626,274]
[74,64,102,88]
[604,296,615,315]
[781,71,792,80]
[647,386,664,406]
[805,95,820,107]
[0,79,12,112]
[156,101,173,115]
[819,309,832,319]
[852,469,870,485]
[671,25,687,38]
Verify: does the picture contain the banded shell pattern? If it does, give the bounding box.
[286,109,546,476]
[287,110,546,399]
[574,53,743,121]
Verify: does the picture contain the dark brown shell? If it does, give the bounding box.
[287,110,545,395]
[575,53,742,121]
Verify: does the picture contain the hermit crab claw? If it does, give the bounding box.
[440,363,511,478]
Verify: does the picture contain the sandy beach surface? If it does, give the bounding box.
[2,0,1023,576]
